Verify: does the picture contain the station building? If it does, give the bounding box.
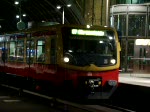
[110,0,150,74]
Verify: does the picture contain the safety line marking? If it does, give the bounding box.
[3,99,21,103]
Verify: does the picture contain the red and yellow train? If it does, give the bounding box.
[0,24,121,99]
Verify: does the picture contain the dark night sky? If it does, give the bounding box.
[0,0,84,33]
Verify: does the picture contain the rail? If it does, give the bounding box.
[0,84,134,112]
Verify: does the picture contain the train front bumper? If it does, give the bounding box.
[78,78,118,99]
[86,85,117,99]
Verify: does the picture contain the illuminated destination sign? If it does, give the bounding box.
[71,29,105,36]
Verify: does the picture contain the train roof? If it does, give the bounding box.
[3,24,117,36]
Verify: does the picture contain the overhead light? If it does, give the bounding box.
[16,15,20,19]
[67,4,71,7]
[14,1,19,5]
[23,14,26,17]
[56,5,61,9]
[56,4,72,24]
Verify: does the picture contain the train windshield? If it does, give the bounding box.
[62,28,117,67]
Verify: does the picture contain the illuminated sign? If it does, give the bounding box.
[71,29,105,36]
[135,39,150,46]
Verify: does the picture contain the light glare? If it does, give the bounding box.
[109,36,113,40]
[64,57,69,63]
[67,4,71,7]
[110,59,116,64]
[23,14,26,17]
[14,1,19,5]
[57,5,61,9]
[99,41,104,43]
[16,15,20,18]
[86,25,90,28]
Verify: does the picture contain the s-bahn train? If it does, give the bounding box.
[0,24,121,99]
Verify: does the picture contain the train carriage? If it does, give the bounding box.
[0,24,121,99]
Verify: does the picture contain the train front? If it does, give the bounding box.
[60,26,120,99]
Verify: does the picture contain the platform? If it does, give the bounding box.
[119,72,150,87]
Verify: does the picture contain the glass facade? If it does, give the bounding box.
[128,14,146,36]
[117,0,150,4]
[113,15,126,36]
[149,14,150,36]
[110,4,150,74]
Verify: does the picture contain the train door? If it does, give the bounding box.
[127,40,134,72]
[0,41,5,71]
[26,39,35,66]
[120,38,129,72]
[133,39,150,73]
[50,38,57,64]
[26,39,35,78]
[0,42,4,63]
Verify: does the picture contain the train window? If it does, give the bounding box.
[9,41,16,61]
[36,40,45,62]
[17,40,24,61]
[50,39,56,64]
[26,40,35,64]
[0,42,7,63]
[0,42,3,63]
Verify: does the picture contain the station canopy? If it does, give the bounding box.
[0,0,85,32]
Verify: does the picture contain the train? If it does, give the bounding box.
[0,24,121,99]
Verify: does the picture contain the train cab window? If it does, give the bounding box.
[50,39,56,64]
[16,40,24,61]
[36,40,45,62]
[26,40,35,64]
[9,41,16,61]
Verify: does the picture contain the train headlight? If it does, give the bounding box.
[64,57,69,63]
[110,59,116,64]
[108,80,117,86]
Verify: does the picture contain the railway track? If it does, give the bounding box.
[0,84,135,112]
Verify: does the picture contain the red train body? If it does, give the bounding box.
[0,24,121,99]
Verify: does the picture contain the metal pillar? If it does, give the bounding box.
[106,0,110,26]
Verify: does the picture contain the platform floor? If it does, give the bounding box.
[119,72,150,87]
